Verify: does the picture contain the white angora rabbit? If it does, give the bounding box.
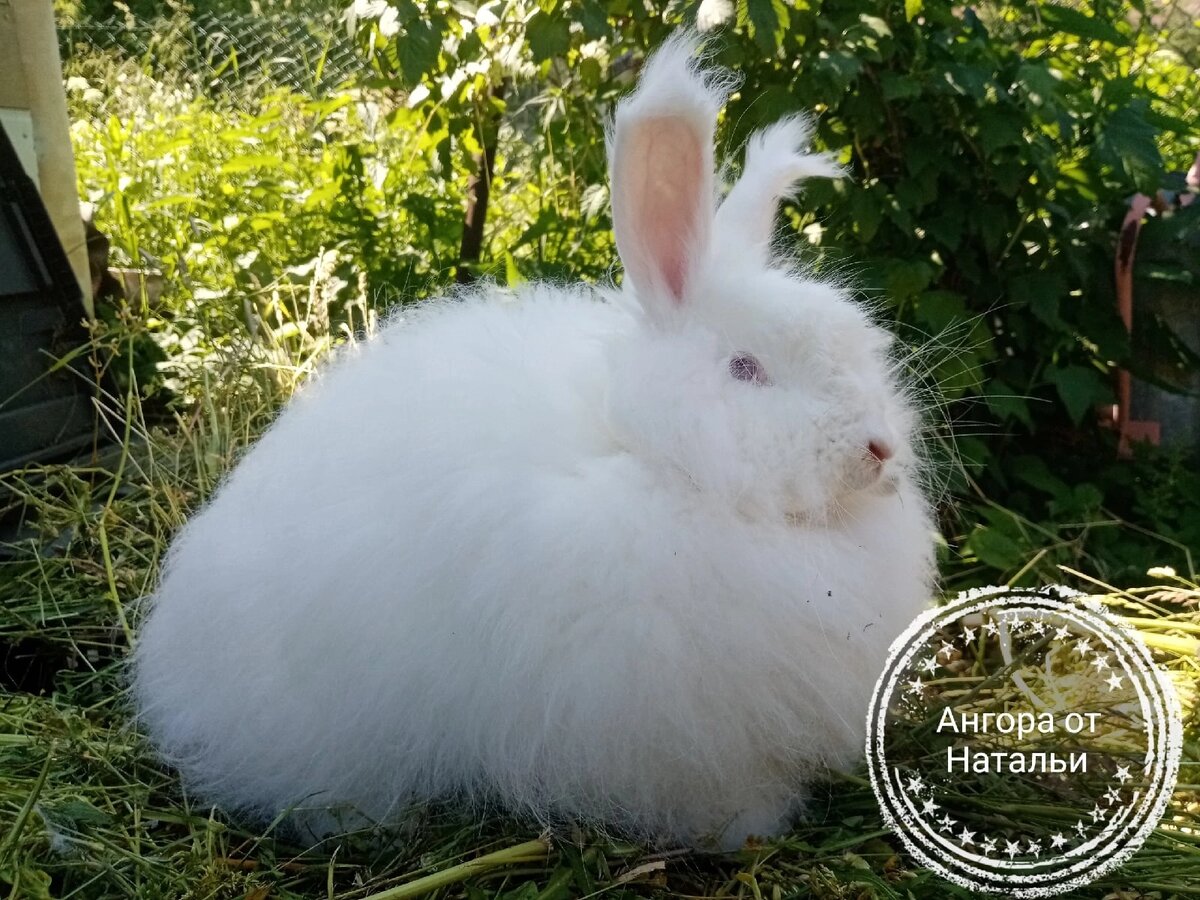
[133,33,935,850]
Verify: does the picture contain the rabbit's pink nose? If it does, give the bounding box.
[866,440,893,463]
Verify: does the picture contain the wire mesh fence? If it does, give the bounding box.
[59,11,372,105]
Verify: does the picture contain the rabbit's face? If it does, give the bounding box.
[709,268,914,519]
[607,40,920,523]
[607,265,917,522]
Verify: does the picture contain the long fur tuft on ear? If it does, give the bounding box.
[608,33,734,316]
[714,116,843,259]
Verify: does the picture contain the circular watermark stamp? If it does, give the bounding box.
[865,586,1182,897]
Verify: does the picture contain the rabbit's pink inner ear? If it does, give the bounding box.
[616,116,709,306]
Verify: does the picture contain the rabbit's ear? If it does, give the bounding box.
[610,34,727,315]
[714,117,843,260]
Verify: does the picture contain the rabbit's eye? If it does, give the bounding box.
[729,353,769,385]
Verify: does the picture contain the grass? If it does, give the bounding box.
[1,367,1199,898]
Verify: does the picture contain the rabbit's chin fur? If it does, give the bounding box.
[132,34,937,851]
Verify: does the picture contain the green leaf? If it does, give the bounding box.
[925,205,964,250]
[881,72,920,101]
[976,106,1025,156]
[526,11,571,62]
[895,172,937,212]
[1010,454,1070,498]
[394,18,443,85]
[989,159,1025,198]
[955,436,992,472]
[858,14,892,38]
[746,0,788,54]
[1097,105,1163,191]
[38,798,113,835]
[1015,63,1059,108]
[914,291,967,333]
[985,380,1034,429]
[1048,482,1105,519]
[942,64,990,99]
[1009,272,1066,329]
[304,181,342,210]
[577,0,609,39]
[219,154,284,174]
[969,526,1025,571]
[1142,108,1195,136]
[578,56,602,89]
[1040,4,1127,45]
[1073,483,1104,511]
[815,50,862,94]
[972,203,1009,257]
[505,252,524,287]
[931,353,984,398]
[904,134,944,177]
[1048,365,1110,424]
[905,0,923,22]
[393,0,422,21]
[142,193,198,210]
[848,187,882,242]
[884,259,934,301]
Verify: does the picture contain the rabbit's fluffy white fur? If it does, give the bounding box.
[133,34,936,849]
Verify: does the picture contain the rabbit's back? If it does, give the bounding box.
[134,286,639,809]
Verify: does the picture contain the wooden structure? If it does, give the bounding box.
[0,1,96,470]
[0,1,90,305]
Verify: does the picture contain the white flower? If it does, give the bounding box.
[406,83,431,108]
[439,69,466,100]
[353,0,390,16]
[475,2,501,26]
[697,0,734,31]
[378,5,400,37]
